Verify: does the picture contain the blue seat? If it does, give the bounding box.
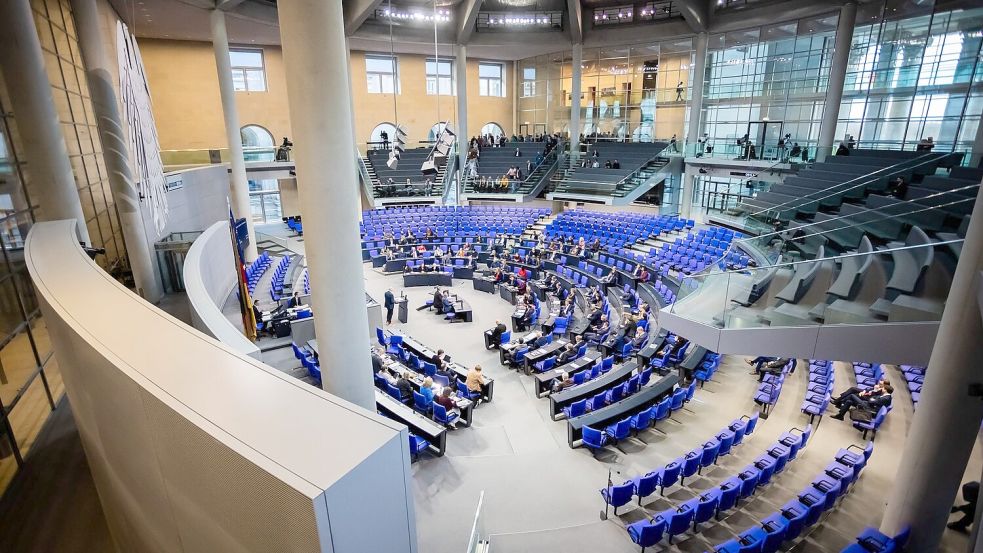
[717,476,742,516]
[744,412,760,435]
[601,355,614,372]
[738,466,761,499]
[852,525,911,552]
[670,388,686,411]
[573,371,587,385]
[630,406,654,433]
[632,471,661,503]
[684,380,696,402]
[412,391,432,415]
[600,481,635,515]
[588,392,607,411]
[825,461,856,491]
[713,539,742,553]
[754,454,777,486]
[626,515,667,553]
[661,502,695,544]
[605,417,632,442]
[779,425,812,460]
[760,512,789,553]
[780,500,809,541]
[730,418,748,445]
[457,380,480,401]
[408,433,429,461]
[716,429,735,457]
[582,425,608,452]
[563,399,587,419]
[681,448,702,485]
[853,406,888,440]
[693,489,720,530]
[660,457,683,494]
[433,374,450,388]
[422,361,437,377]
[699,439,721,473]
[534,356,556,373]
[767,443,791,473]
[433,403,458,426]
[606,383,626,404]
[835,442,874,474]
[653,397,671,427]
[498,330,511,346]
[737,526,768,553]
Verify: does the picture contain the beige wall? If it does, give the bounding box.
[138,39,514,151]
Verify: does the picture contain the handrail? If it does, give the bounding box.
[569,143,672,190]
[354,146,376,200]
[747,151,945,218]
[462,148,558,193]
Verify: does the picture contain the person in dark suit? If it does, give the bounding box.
[630,328,648,349]
[433,287,444,314]
[395,371,414,403]
[830,383,892,420]
[489,320,507,346]
[949,481,979,533]
[384,289,396,325]
[287,292,303,309]
[657,335,688,358]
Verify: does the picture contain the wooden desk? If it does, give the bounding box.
[566,373,678,448]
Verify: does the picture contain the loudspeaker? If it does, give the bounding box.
[396,125,408,138]
[442,122,455,137]
[421,160,437,175]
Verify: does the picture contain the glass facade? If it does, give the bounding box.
[516,38,694,141]
[837,4,983,153]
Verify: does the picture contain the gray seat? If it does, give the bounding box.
[865,194,947,232]
[775,246,825,305]
[837,203,905,241]
[884,226,933,295]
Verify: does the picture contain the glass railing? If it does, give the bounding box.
[160,146,280,167]
[462,148,559,194]
[552,143,673,197]
[670,238,962,329]
[683,140,823,163]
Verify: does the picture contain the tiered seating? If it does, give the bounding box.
[801,360,834,423]
[245,251,273,295]
[580,379,697,450]
[851,362,891,439]
[899,364,925,409]
[365,147,448,197]
[710,441,874,552]
[753,359,797,416]
[361,205,549,241]
[649,227,748,275]
[544,209,692,249]
[556,142,668,196]
[561,365,657,418]
[464,141,554,194]
[291,341,321,385]
[268,256,292,301]
[693,351,721,387]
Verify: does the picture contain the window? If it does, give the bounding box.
[481,122,505,138]
[479,62,505,97]
[426,58,455,95]
[240,125,275,161]
[230,48,267,92]
[366,54,399,94]
[522,67,537,97]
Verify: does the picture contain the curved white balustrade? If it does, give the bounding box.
[26,220,418,553]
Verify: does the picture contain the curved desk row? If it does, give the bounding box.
[26,220,416,553]
[567,373,680,448]
[402,272,453,287]
[549,359,639,419]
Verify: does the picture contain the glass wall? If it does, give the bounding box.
[838,3,983,153]
[700,14,838,160]
[248,179,282,224]
[516,38,694,142]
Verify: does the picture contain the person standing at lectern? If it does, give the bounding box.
[384,289,395,325]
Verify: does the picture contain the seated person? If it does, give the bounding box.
[830,383,893,420]
[753,357,790,382]
[519,304,536,329]
[600,271,617,285]
[466,365,489,402]
[745,356,776,371]
[551,371,575,394]
[556,343,578,365]
[530,332,551,349]
[630,327,648,349]
[441,292,455,314]
[492,267,504,283]
[371,347,387,374]
[420,377,436,403]
[287,291,303,308]
[516,278,527,294]
[395,371,414,402]
[637,267,650,283]
[583,316,610,343]
[830,380,889,408]
[657,335,688,359]
[435,386,460,415]
[586,304,604,327]
[488,320,507,345]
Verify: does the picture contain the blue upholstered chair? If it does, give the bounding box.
[626,515,667,553]
[582,425,609,452]
[599,481,635,516]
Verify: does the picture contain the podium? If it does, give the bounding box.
[397,296,409,323]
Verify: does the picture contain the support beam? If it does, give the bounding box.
[215,0,247,10]
[816,1,857,162]
[569,43,583,159]
[456,0,482,45]
[279,0,377,412]
[72,0,162,301]
[566,0,583,44]
[880,183,983,552]
[210,9,257,262]
[455,44,468,205]
[343,0,385,36]
[686,32,709,146]
[0,0,90,243]
[677,0,709,33]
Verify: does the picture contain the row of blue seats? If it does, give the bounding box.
[709,440,873,553]
[582,380,700,452]
[245,251,273,295]
[290,342,321,385]
[754,359,797,416]
[841,525,910,553]
[626,418,814,551]
[852,362,891,440]
[899,364,924,409]
[376,376,463,427]
[562,367,658,418]
[268,256,292,301]
[285,217,302,235]
[693,352,722,386]
[801,360,834,424]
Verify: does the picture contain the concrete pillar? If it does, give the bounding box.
[210,9,257,262]
[455,44,468,205]
[278,0,376,411]
[880,183,983,551]
[569,43,583,159]
[0,0,90,243]
[970,113,983,168]
[71,0,162,301]
[686,32,709,151]
[816,1,857,161]
[680,167,697,219]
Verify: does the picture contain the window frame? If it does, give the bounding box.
[425,57,455,96]
[229,47,267,93]
[365,53,401,94]
[478,62,506,97]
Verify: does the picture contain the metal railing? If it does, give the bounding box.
[462,148,559,194]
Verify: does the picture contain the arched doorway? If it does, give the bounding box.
[240,124,275,161]
[369,122,398,151]
[480,122,505,139]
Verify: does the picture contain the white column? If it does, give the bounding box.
[569,43,583,159]
[880,183,983,551]
[0,0,89,242]
[970,111,983,167]
[680,167,697,219]
[71,0,161,301]
[686,32,709,151]
[278,0,376,411]
[816,1,857,162]
[455,44,468,205]
[210,9,257,262]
